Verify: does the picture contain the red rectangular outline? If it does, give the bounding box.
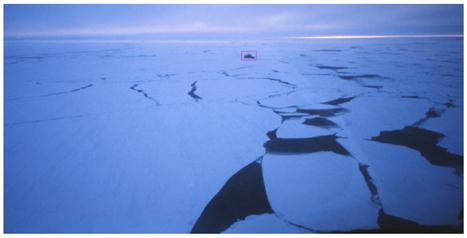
[240,50,258,61]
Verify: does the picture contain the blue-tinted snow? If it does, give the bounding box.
[421,107,463,155]
[4,38,463,233]
[224,214,310,233]
[276,118,338,138]
[339,140,463,225]
[263,152,381,231]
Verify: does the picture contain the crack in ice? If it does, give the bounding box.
[188,81,202,102]
[5,84,94,101]
[129,83,161,106]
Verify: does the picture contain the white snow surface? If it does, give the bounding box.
[224,214,310,233]
[339,139,463,225]
[4,38,463,233]
[262,152,380,231]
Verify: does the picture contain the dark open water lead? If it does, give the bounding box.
[191,159,273,233]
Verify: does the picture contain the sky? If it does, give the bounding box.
[4,4,464,39]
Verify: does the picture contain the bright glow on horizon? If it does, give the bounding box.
[288,34,464,39]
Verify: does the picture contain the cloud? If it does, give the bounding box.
[6,13,320,37]
[4,5,463,38]
[6,21,259,37]
[261,13,297,26]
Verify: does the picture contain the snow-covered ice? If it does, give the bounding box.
[4,38,463,233]
[262,152,381,231]
[224,214,310,233]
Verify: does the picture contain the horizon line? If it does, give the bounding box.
[288,34,464,39]
[4,34,464,42]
